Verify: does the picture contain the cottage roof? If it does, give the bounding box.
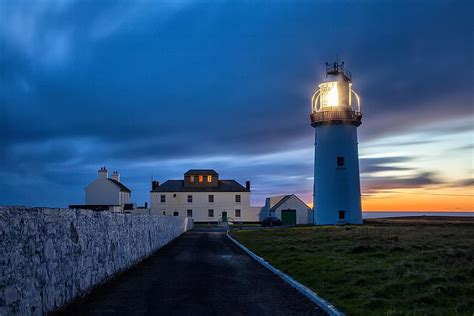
[107,178,131,193]
[269,194,310,211]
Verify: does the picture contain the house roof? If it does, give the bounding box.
[184,169,218,176]
[269,194,310,211]
[269,195,292,211]
[107,178,131,193]
[151,180,248,192]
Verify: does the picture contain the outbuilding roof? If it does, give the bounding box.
[151,179,248,192]
[269,194,310,211]
[107,178,131,193]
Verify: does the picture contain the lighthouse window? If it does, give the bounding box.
[339,210,346,220]
[337,156,345,167]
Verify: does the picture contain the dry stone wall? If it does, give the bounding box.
[0,206,193,315]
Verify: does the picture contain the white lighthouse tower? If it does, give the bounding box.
[310,62,363,225]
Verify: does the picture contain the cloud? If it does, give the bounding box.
[360,156,413,174]
[0,0,76,68]
[362,171,442,195]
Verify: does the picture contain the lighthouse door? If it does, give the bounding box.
[281,209,296,226]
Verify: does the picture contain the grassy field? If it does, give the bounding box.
[231,217,474,315]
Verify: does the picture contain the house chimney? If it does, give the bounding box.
[152,181,160,190]
[144,202,148,208]
[246,181,251,191]
[111,171,120,182]
[98,166,108,179]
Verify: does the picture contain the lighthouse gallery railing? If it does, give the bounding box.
[310,110,362,126]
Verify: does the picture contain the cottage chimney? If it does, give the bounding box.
[152,181,160,190]
[98,166,108,179]
[111,171,120,182]
[144,202,148,208]
[246,181,251,191]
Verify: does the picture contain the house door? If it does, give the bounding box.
[221,211,228,222]
[281,209,296,225]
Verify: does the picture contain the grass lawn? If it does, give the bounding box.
[231,217,474,315]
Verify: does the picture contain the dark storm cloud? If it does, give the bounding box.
[1,0,472,206]
[362,171,442,195]
[360,156,413,174]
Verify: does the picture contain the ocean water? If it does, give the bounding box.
[363,211,474,219]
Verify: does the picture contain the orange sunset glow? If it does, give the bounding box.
[362,187,474,212]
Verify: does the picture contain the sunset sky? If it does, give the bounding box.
[1,0,473,211]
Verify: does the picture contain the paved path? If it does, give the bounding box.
[57,230,323,315]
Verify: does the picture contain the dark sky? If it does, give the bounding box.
[1,0,473,208]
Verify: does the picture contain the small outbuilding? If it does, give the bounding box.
[262,194,312,225]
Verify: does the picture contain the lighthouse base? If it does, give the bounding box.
[313,124,362,225]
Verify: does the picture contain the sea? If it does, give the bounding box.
[362,211,474,219]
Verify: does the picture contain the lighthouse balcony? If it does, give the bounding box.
[310,110,362,127]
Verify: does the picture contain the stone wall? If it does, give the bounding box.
[0,206,193,315]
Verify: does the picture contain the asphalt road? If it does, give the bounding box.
[56,230,324,315]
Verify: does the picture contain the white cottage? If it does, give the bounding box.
[262,194,312,225]
[150,169,260,223]
[78,167,131,211]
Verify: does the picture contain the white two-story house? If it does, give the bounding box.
[150,169,259,223]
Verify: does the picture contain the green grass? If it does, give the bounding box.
[231,217,474,315]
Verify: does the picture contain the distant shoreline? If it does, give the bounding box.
[363,211,474,219]
[365,216,474,224]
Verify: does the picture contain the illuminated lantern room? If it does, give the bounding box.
[310,62,362,127]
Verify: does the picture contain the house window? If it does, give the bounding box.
[235,209,241,218]
[235,194,241,203]
[160,195,166,203]
[207,175,212,183]
[337,156,345,167]
[174,211,179,217]
[187,195,193,203]
[187,209,193,217]
[208,209,214,217]
[339,210,345,220]
[190,175,195,182]
[199,175,203,183]
[208,195,214,203]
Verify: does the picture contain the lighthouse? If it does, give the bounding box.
[310,62,363,225]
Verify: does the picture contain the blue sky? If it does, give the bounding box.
[1,0,473,209]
